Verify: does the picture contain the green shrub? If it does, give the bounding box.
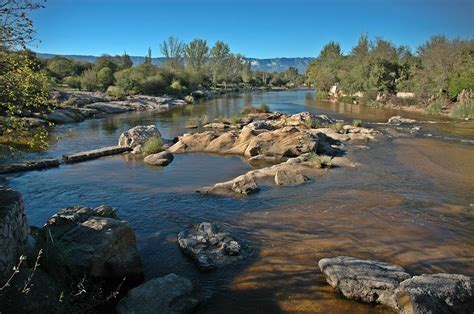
[307,152,332,168]
[450,97,473,119]
[352,119,362,127]
[170,80,183,93]
[259,103,270,112]
[339,95,355,104]
[106,86,127,100]
[316,90,328,100]
[331,121,344,132]
[63,76,81,89]
[138,75,167,95]
[142,136,163,156]
[425,100,445,115]
[304,117,322,129]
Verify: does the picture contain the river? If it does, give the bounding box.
[3,90,474,313]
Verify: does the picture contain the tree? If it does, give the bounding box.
[241,60,252,85]
[0,0,52,151]
[184,39,209,70]
[210,41,231,86]
[97,67,114,91]
[160,36,185,68]
[306,41,343,93]
[144,47,152,65]
[80,69,98,91]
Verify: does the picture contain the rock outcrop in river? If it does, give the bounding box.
[167,111,377,196]
[178,222,244,271]
[319,256,474,313]
[41,205,143,280]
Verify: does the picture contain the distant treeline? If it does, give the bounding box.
[305,34,473,116]
[29,37,304,98]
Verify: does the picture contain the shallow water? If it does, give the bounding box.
[3,90,474,313]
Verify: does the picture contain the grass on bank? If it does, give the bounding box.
[307,152,333,168]
[450,97,473,119]
[240,103,271,115]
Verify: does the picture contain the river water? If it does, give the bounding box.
[3,90,474,313]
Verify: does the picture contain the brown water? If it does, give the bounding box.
[3,90,474,313]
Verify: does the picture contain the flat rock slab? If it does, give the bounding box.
[395,273,473,314]
[319,256,411,309]
[63,146,131,163]
[178,222,244,271]
[117,273,200,314]
[0,159,60,174]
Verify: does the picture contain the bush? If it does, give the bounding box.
[259,103,270,112]
[106,86,127,100]
[389,95,418,107]
[450,97,473,119]
[352,119,362,127]
[331,121,344,132]
[339,95,356,104]
[138,75,167,95]
[307,152,332,168]
[80,69,98,91]
[63,76,81,89]
[169,80,184,94]
[425,99,445,115]
[142,136,163,156]
[316,90,328,100]
[304,117,322,129]
[96,67,114,91]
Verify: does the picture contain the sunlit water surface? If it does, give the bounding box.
[3,90,474,313]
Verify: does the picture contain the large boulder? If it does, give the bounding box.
[178,222,243,271]
[41,205,143,280]
[274,170,309,186]
[116,273,200,314]
[46,108,85,124]
[0,187,29,286]
[144,151,174,166]
[395,273,473,314]
[118,125,161,148]
[318,256,411,309]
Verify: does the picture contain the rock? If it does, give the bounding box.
[0,187,29,286]
[199,175,260,197]
[388,116,417,124]
[46,108,84,124]
[203,122,229,130]
[19,117,50,127]
[63,146,131,163]
[395,273,473,314]
[42,205,143,280]
[85,102,132,114]
[318,256,411,309]
[274,170,309,186]
[0,159,60,174]
[116,273,199,314]
[178,222,243,271]
[231,176,260,195]
[132,144,143,154]
[118,125,161,148]
[144,151,174,166]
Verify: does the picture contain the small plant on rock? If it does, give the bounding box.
[142,136,163,156]
[331,121,344,132]
[307,152,332,168]
[259,103,270,112]
[352,119,362,127]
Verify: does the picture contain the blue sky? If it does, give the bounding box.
[29,0,473,58]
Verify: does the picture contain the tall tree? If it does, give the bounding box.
[210,40,231,86]
[160,36,185,68]
[184,39,209,69]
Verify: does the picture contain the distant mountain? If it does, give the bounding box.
[36,53,314,73]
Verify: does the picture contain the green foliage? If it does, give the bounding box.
[96,67,114,91]
[307,152,333,168]
[304,117,322,129]
[448,57,474,99]
[0,52,52,150]
[352,119,362,127]
[80,69,98,91]
[142,136,163,156]
[259,103,270,112]
[339,95,356,104]
[106,86,127,100]
[331,121,344,132]
[63,76,81,89]
[425,99,445,115]
[450,96,473,119]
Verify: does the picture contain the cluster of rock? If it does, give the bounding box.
[21,92,188,126]
[178,222,243,271]
[319,256,473,313]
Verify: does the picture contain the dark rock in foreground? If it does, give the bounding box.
[318,256,410,309]
[116,273,200,314]
[178,222,243,271]
[395,273,473,314]
[41,205,143,280]
[0,159,60,174]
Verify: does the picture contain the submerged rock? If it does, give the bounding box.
[41,205,143,280]
[395,273,473,314]
[274,170,309,186]
[388,116,417,124]
[178,222,243,271]
[144,151,174,166]
[318,256,411,309]
[116,273,200,314]
[118,125,161,148]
